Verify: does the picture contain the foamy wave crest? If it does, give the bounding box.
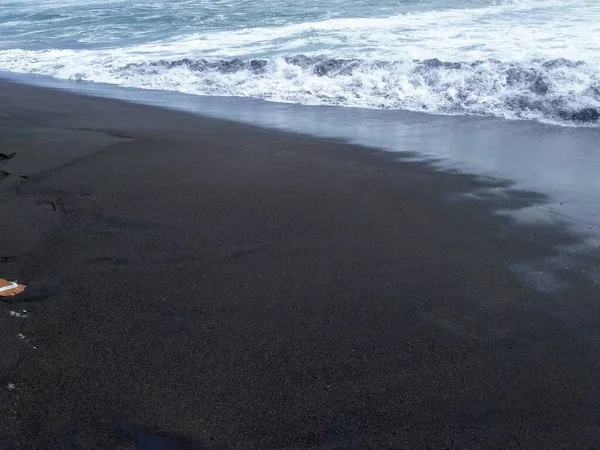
[3,54,600,125]
[116,56,600,125]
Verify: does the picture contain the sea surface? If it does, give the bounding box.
[0,0,599,126]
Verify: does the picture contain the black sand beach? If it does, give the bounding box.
[1,80,600,449]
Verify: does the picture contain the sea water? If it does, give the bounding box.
[0,0,599,126]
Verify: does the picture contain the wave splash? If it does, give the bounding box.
[118,56,600,125]
[3,53,600,125]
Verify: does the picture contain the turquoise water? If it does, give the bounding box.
[0,0,599,125]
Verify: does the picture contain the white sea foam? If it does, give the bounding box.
[0,53,598,125]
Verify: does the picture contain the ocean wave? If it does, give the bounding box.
[102,56,600,125]
[2,54,600,125]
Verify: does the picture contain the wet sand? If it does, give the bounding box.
[1,80,600,449]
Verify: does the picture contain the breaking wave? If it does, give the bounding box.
[3,54,600,125]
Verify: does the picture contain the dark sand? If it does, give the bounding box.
[1,80,600,449]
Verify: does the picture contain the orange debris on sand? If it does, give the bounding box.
[0,278,25,297]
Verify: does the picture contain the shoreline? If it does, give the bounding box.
[1,79,600,448]
[4,71,600,247]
